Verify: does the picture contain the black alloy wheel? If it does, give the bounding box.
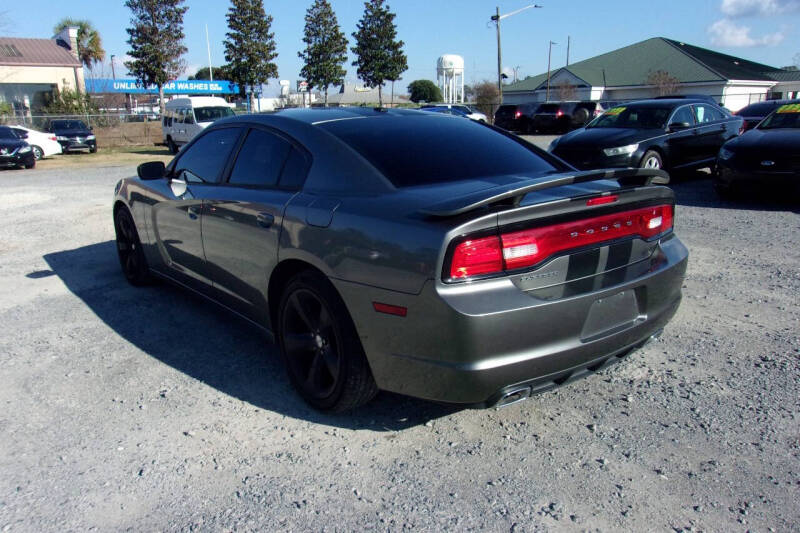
[278,271,377,412]
[114,207,151,286]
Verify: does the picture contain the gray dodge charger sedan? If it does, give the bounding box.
[113,108,688,412]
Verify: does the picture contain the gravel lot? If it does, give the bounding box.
[0,147,798,532]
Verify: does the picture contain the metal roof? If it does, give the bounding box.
[0,37,80,67]
[505,37,787,93]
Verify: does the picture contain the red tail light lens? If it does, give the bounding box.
[514,110,522,119]
[449,235,503,279]
[447,205,674,281]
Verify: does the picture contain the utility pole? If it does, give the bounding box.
[205,24,214,82]
[491,4,542,105]
[566,35,571,66]
[110,54,116,79]
[546,40,557,101]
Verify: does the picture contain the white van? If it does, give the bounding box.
[162,96,235,153]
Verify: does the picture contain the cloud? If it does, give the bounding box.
[720,0,800,17]
[708,19,785,47]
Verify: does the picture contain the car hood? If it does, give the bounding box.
[556,127,664,149]
[727,128,799,152]
[53,129,92,136]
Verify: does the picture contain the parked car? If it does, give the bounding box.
[8,125,62,160]
[420,104,487,122]
[114,108,688,412]
[162,96,235,154]
[493,103,540,132]
[549,99,743,173]
[418,106,470,118]
[48,120,97,153]
[0,126,36,169]
[714,102,800,197]
[734,99,800,132]
[532,101,605,133]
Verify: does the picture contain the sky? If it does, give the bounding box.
[2,0,799,96]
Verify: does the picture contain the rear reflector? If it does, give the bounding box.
[372,302,408,317]
[448,204,674,280]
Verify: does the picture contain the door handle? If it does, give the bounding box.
[256,212,274,228]
[187,206,201,220]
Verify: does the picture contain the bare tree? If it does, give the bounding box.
[474,80,500,122]
[555,82,577,101]
[646,70,680,97]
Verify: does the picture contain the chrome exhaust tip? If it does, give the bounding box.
[495,387,531,408]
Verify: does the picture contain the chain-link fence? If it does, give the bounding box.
[0,113,164,147]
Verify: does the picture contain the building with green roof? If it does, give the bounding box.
[503,37,800,111]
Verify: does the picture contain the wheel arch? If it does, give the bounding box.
[268,259,339,331]
[639,145,668,169]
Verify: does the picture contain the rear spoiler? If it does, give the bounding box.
[419,168,670,218]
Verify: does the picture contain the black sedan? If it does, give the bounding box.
[735,99,799,132]
[49,119,97,153]
[0,126,35,169]
[114,108,687,412]
[549,99,743,174]
[714,103,800,197]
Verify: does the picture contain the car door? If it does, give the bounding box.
[692,104,727,165]
[151,126,244,291]
[201,126,310,325]
[664,105,698,168]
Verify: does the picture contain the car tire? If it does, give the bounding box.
[278,270,378,412]
[167,137,178,154]
[31,145,44,160]
[90,146,97,154]
[640,150,663,170]
[713,177,739,200]
[573,107,590,126]
[114,206,152,286]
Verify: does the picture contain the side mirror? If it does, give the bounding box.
[668,121,691,132]
[137,161,165,180]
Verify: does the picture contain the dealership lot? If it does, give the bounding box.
[0,151,798,531]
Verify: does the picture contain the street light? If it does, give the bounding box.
[491,3,542,105]
[546,40,557,101]
[110,54,116,80]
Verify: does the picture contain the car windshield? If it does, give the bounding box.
[758,105,800,129]
[588,106,671,129]
[322,115,559,187]
[51,120,88,130]
[0,127,16,139]
[193,106,235,122]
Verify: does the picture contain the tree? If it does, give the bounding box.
[189,65,232,80]
[555,81,577,101]
[407,80,442,103]
[43,89,98,115]
[53,18,105,70]
[124,0,188,114]
[351,0,407,107]
[298,0,348,106]
[473,80,499,121]
[646,70,680,97]
[224,0,278,111]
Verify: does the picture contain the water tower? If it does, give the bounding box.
[437,54,465,103]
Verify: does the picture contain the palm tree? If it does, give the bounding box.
[53,18,106,70]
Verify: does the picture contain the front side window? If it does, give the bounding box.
[228,128,291,187]
[174,127,241,183]
[670,106,695,126]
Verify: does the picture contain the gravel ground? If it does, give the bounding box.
[0,151,798,532]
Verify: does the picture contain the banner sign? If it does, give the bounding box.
[86,78,239,95]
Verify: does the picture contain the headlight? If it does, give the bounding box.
[87,135,96,140]
[56,136,69,141]
[603,143,639,157]
[718,147,734,160]
[18,146,31,153]
[548,138,559,152]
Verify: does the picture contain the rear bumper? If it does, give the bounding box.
[334,234,689,405]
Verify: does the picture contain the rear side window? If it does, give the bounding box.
[174,127,241,183]
[279,148,311,190]
[228,128,291,187]
[322,116,558,187]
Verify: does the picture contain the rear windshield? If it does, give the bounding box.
[738,102,781,116]
[194,106,235,122]
[321,115,558,187]
[51,120,88,130]
[536,104,560,113]
[495,105,517,116]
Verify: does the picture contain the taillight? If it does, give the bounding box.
[514,110,522,119]
[556,110,564,117]
[447,205,674,281]
[449,235,503,279]
[49,135,57,141]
